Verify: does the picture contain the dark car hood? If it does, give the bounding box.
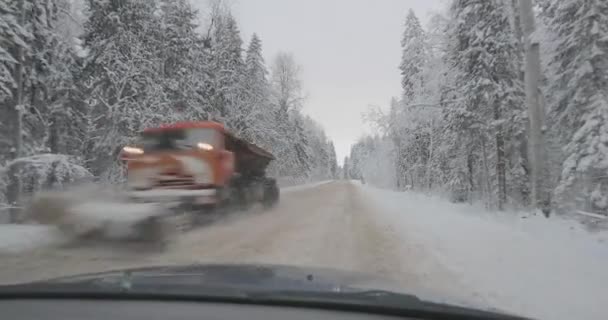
[43,263,404,294]
[0,263,530,320]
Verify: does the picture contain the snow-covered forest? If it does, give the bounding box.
[347,0,608,217]
[0,0,338,220]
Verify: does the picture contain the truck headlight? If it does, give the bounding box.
[123,146,144,155]
[196,142,214,151]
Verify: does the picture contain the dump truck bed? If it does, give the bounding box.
[224,133,274,178]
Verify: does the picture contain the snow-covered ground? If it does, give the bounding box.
[1,181,606,320]
[362,185,608,320]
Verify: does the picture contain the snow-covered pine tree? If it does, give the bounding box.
[343,157,349,179]
[208,9,246,124]
[242,33,275,146]
[328,141,338,178]
[393,9,440,191]
[1,0,29,220]
[158,0,209,121]
[288,111,312,177]
[79,0,166,176]
[21,0,83,156]
[0,0,29,161]
[302,116,331,180]
[0,1,23,105]
[444,0,524,209]
[1,0,89,219]
[548,0,608,215]
[399,9,426,102]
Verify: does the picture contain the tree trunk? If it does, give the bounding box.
[480,138,493,208]
[519,0,550,215]
[7,0,26,223]
[426,123,434,191]
[493,96,507,210]
[467,151,475,205]
[495,131,507,210]
[49,114,60,153]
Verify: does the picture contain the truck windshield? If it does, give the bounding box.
[140,128,218,152]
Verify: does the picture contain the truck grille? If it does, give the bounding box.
[156,175,195,189]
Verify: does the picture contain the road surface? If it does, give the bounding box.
[0,181,474,304]
[2,181,605,320]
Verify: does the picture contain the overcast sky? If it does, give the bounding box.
[193,0,445,163]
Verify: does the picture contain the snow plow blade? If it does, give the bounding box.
[25,187,176,248]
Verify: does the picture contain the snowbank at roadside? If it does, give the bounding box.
[361,185,608,320]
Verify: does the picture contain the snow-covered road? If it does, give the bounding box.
[0,181,605,320]
[0,182,471,300]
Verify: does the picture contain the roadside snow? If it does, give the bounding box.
[0,225,65,253]
[281,180,333,193]
[362,185,608,320]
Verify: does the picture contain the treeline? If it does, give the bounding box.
[347,0,608,216]
[0,0,337,214]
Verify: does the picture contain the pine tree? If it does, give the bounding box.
[158,0,208,120]
[245,34,267,81]
[0,1,25,104]
[23,0,82,155]
[208,10,246,123]
[394,9,440,191]
[328,141,338,178]
[0,0,29,159]
[0,0,87,219]
[80,0,165,175]
[549,0,608,214]
[445,0,524,209]
[242,33,273,144]
[290,112,312,175]
[343,157,349,179]
[399,9,426,102]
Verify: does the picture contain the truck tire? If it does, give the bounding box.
[262,178,279,208]
[228,178,250,211]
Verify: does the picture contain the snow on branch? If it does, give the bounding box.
[1,154,93,195]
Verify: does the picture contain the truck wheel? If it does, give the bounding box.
[228,178,251,211]
[262,178,279,208]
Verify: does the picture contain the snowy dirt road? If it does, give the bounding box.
[0,181,476,307]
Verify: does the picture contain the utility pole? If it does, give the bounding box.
[519,0,550,216]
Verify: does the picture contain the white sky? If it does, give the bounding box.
[193,0,445,163]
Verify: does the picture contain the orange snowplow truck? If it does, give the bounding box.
[120,121,279,209]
